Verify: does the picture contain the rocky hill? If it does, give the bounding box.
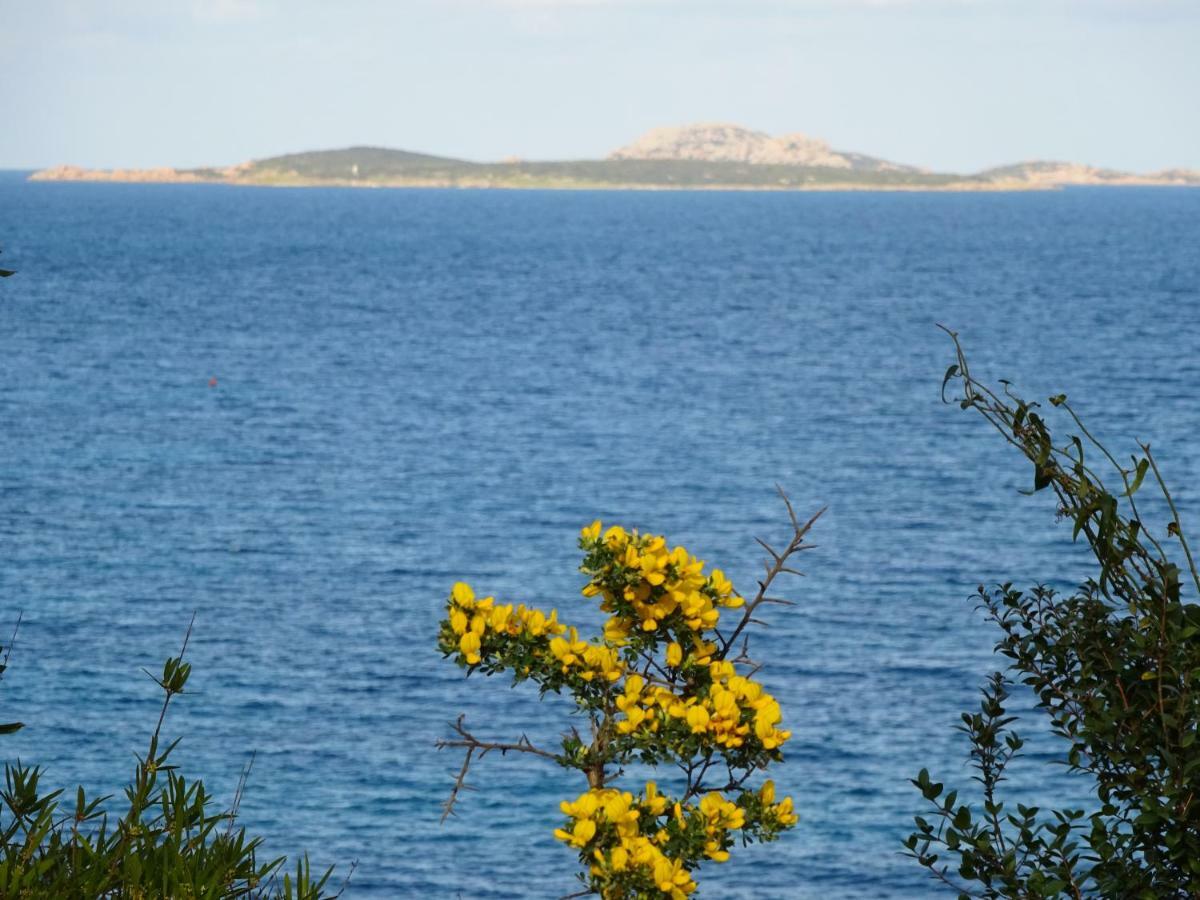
[608,123,922,173]
[978,160,1200,187]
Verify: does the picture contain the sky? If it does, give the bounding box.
[3,0,1199,173]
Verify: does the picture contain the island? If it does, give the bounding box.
[29,123,1200,192]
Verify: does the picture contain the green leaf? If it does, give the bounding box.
[1034,464,1052,492]
[941,364,960,402]
[1125,458,1149,496]
[0,722,24,734]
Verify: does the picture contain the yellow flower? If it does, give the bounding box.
[602,792,640,834]
[448,609,468,635]
[756,698,781,725]
[489,604,512,631]
[775,796,798,826]
[709,660,735,680]
[643,781,668,816]
[710,689,737,715]
[653,858,694,897]
[523,607,546,636]
[458,632,481,665]
[710,569,733,596]
[760,780,775,805]
[451,582,475,607]
[666,642,683,667]
[610,846,628,871]
[581,520,602,542]
[686,706,710,734]
[603,525,628,548]
[616,705,646,734]
[549,636,570,661]
[691,638,716,666]
[755,713,791,749]
[699,792,745,831]
[553,816,597,848]
[570,818,596,847]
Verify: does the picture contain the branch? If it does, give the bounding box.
[719,487,824,658]
[437,714,560,823]
[1142,443,1200,597]
[224,750,255,837]
[0,611,21,675]
[149,611,196,751]
[938,325,1176,608]
[440,744,475,824]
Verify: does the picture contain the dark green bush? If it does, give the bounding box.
[0,619,340,899]
[907,329,1200,898]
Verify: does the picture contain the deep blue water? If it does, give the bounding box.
[1,173,1198,897]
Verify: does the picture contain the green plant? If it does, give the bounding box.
[906,327,1200,898]
[0,617,341,899]
[436,493,819,898]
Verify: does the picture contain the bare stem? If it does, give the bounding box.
[1141,443,1200,597]
[437,714,560,822]
[1,612,22,675]
[719,487,824,658]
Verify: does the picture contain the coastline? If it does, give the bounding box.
[28,170,1200,193]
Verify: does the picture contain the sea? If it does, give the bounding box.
[1,172,1198,897]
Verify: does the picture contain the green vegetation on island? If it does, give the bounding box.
[225,148,978,189]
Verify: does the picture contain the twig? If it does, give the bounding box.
[0,612,21,676]
[440,745,475,824]
[719,487,824,657]
[1142,443,1200,596]
[437,714,560,823]
[332,859,359,898]
[224,750,256,837]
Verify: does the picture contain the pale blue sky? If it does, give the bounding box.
[3,0,1198,172]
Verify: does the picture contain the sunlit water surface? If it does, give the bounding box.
[1,175,1198,897]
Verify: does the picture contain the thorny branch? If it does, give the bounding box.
[719,487,824,658]
[437,715,560,822]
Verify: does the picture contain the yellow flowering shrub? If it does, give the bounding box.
[437,506,817,898]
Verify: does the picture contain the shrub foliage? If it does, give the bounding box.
[906,329,1200,898]
[437,495,820,898]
